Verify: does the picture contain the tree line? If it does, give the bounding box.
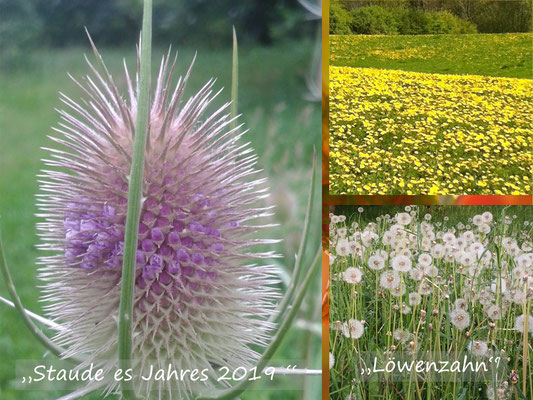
[330,0,532,34]
[1,0,317,68]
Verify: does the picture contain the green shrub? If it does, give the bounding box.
[350,6,399,35]
[470,0,532,33]
[330,4,479,36]
[455,17,478,34]
[330,2,352,35]
[426,11,477,34]
[396,9,429,35]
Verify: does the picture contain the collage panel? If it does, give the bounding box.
[322,1,533,400]
[0,1,322,399]
[327,0,533,196]
[328,204,533,399]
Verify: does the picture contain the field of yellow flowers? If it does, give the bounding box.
[328,34,533,195]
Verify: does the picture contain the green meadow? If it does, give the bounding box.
[330,33,533,78]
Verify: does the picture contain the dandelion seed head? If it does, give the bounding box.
[514,314,533,334]
[420,264,438,278]
[516,254,532,269]
[512,267,529,284]
[409,267,424,281]
[450,308,470,330]
[462,231,475,242]
[391,255,412,272]
[395,212,411,226]
[442,232,455,244]
[468,340,488,357]
[472,215,483,226]
[486,385,511,400]
[343,319,364,339]
[418,253,432,267]
[343,267,363,284]
[510,290,526,305]
[460,251,477,267]
[402,304,411,314]
[486,304,501,321]
[454,298,468,310]
[408,292,421,306]
[469,242,485,257]
[393,328,411,344]
[478,223,491,234]
[468,264,483,278]
[502,237,516,250]
[337,227,347,237]
[368,254,385,270]
[336,238,350,257]
[418,281,432,296]
[380,270,400,290]
[481,211,493,223]
[348,240,362,256]
[389,283,406,297]
[361,230,378,247]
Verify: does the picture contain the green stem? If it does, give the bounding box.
[0,227,82,362]
[118,0,152,398]
[271,149,317,324]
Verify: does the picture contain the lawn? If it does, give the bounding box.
[329,205,533,400]
[328,33,533,195]
[0,41,321,400]
[330,33,533,79]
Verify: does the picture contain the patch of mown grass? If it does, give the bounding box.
[330,33,533,79]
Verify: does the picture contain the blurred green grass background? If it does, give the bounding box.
[0,40,321,399]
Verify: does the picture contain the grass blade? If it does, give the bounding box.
[230,26,238,132]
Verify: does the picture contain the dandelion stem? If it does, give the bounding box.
[522,281,529,396]
[117,0,152,398]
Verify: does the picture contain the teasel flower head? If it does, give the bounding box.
[36,44,280,398]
